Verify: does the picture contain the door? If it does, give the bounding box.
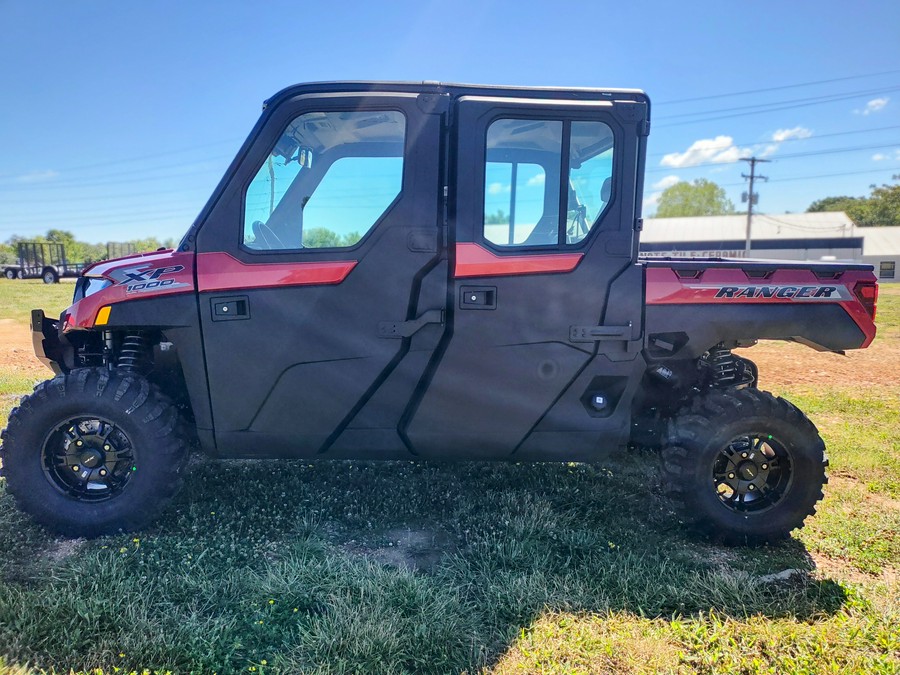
[195,92,447,457]
[404,95,647,459]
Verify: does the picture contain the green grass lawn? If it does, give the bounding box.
[0,280,898,674]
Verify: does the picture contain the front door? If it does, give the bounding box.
[404,95,647,458]
[195,92,447,457]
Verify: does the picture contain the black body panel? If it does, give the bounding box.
[645,304,866,358]
[194,93,447,458]
[404,95,647,458]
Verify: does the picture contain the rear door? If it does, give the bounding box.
[404,95,647,458]
[195,91,447,457]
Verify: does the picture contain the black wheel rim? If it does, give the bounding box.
[712,434,793,513]
[42,416,137,502]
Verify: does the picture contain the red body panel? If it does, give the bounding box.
[454,243,583,278]
[65,251,195,330]
[64,251,360,329]
[196,252,357,292]
[646,265,878,348]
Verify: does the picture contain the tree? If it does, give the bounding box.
[807,176,900,226]
[301,227,361,248]
[655,179,735,218]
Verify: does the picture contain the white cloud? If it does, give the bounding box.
[652,175,680,191]
[526,174,545,187]
[660,136,753,168]
[873,149,900,161]
[771,126,812,142]
[855,97,889,115]
[487,182,510,195]
[659,127,814,169]
[15,169,58,183]
[643,192,663,212]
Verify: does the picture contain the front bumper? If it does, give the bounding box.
[31,309,73,375]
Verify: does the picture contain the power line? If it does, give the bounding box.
[648,124,900,159]
[717,165,900,187]
[0,158,232,192]
[655,85,900,128]
[659,85,898,120]
[14,139,243,175]
[657,69,900,105]
[646,142,900,173]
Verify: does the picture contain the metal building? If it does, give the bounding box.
[640,212,899,282]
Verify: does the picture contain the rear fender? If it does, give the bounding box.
[645,266,877,358]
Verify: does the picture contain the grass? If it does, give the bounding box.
[0,282,898,674]
[0,279,72,326]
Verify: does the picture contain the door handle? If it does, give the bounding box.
[460,285,497,310]
[211,296,250,321]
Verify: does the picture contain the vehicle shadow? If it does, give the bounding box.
[158,451,847,672]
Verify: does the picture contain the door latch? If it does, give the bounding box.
[378,309,444,338]
[569,323,632,342]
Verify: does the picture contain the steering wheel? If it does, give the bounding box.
[251,220,287,250]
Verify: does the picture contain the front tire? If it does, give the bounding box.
[662,389,826,545]
[1,369,189,537]
[42,268,58,284]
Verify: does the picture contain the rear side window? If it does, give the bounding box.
[482,118,614,248]
[243,110,406,250]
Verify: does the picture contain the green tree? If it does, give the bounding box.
[807,176,900,226]
[485,209,509,224]
[301,227,362,248]
[654,179,736,218]
[0,242,15,265]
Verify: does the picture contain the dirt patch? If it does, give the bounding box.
[737,333,900,390]
[44,538,84,564]
[810,551,900,588]
[344,526,456,572]
[0,319,47,379]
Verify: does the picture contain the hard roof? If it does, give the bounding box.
[264,81,649,110]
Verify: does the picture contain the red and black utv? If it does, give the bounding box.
[1,82,878,542]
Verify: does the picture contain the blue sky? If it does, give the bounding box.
[1,0,898,244]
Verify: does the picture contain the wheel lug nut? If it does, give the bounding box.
[748,484,756,490]
[76,440,83,447]
[103,445,110,451]
[71,465,79,471]
[741,452,748,458]
[761,463,768,470]
[728,472,735,479]
[99,469,107,477]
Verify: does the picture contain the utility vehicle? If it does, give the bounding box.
[1,82,878,542]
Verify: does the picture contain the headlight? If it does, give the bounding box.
[74,276,113,302]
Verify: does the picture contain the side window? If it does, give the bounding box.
[567,121,615,244]
[482,118,614,248]
[243,110,406,250]
[483,120,562,247]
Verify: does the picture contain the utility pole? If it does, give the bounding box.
[741,157,770,253]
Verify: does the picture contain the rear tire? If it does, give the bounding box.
[1,368,189,537]
[661,388,826,545]
[42,268,58,284]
